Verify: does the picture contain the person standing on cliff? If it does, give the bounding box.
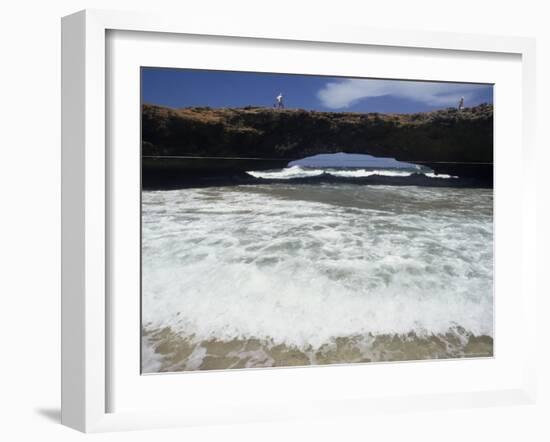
[276,92,284,109]
[458,96,465,110]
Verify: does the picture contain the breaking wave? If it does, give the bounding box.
[246,166,457,180]
[142,184,493,371]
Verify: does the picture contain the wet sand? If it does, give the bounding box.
[142,327,493,373]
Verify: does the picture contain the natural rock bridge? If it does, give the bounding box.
[142,103,493,187]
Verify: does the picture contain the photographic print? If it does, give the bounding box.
[140,68,494,373]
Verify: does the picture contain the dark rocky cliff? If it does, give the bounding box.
[142,103,493,185]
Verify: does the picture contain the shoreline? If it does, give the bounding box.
[142,326,494,373]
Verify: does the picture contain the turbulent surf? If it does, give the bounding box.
[142,181,493,372]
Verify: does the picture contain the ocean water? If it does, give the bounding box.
[142,171,493,373]
[247,165,456,180]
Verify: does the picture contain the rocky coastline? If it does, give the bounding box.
[142,103,493,187]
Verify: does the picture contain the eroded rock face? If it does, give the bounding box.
[142,104,492,160]
[141,103,493,181]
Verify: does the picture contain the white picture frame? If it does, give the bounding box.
[61,9,537,433]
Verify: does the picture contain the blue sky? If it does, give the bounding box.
[142,68,493,113]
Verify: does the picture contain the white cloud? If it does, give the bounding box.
[317,79,487,109]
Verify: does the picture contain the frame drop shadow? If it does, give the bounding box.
[34,408,61,423]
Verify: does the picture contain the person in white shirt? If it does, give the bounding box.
[276,92,284,109]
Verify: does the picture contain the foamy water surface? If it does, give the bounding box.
[246,165,457,180]
[142,183,493,372]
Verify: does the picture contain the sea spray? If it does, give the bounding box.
[142,184,493,371]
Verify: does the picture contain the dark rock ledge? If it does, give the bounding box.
[142,103,493,188]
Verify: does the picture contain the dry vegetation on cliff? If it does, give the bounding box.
[142,103,493,166]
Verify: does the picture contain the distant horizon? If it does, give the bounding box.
[142,68,493,114]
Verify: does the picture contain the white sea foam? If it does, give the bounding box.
[246,166,457,180]
[142,185,493,351]
[425,172,458,179]
[141,334,164,373]
[329,169,413,178]
[246,166,324,179]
